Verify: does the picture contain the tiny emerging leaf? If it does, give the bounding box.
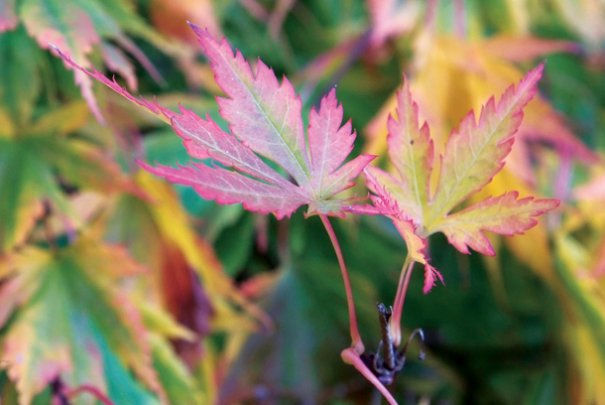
[53,24,373,219]
[364,65,559,292]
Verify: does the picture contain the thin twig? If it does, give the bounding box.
[50,378,69,405]
[66,384,114,405]
[319,214,364,354]
[341,348,398,405]
[390,257,414,346]
[377,303,396,370]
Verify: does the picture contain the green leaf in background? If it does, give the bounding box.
[4,0,184,121]
[0,27,41,129]
[0,236,163,404]
[150,334,205,405]
[0,102,132,253]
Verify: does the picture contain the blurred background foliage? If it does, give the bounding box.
[0,0,604,404]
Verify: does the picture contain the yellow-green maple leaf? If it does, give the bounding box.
[0,236,163,404]
[364,65,559,292]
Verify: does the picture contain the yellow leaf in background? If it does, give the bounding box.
[555,229,605,404]
[366,32,590,175]
[136,171,270,329]
[557,233,591,277]
[199,340,218,405]
[136,298,196,342]
[98,169,274,404]
[125,171,274,398]
[575,169,605,229]
[567,323,605,405]
[366,35,510,158]
[0,109,15,138]
[553,0,605,48]
[505,0,530,34]
[27,101,89,136]
[149,334,207,404]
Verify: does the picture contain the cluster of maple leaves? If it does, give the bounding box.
[56,23,559,404]
[2,0,605,404]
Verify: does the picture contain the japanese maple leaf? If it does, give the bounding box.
[2,0,172,122]
[0,101,134,254]
[0,236,165,404]
[365,64,559,293]
[54,24,373,219]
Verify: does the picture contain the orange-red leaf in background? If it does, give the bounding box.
[151,0,220,44]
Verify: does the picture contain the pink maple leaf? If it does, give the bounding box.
[54,24,373,219]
